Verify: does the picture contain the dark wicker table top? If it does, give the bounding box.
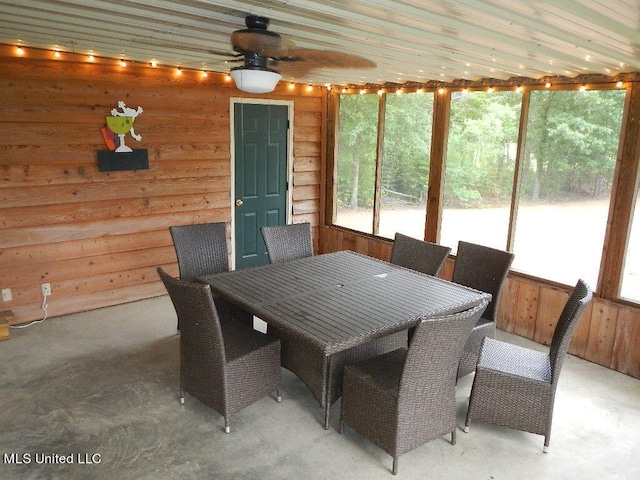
[198,250,490,355]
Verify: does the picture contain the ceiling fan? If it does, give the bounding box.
[223,15,376,93]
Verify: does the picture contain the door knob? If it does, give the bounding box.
[235,199,244,206]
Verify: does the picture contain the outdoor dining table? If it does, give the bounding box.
[197,250,491,428]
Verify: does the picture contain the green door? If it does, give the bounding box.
[234,103,289,269]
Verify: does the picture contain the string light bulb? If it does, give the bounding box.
[119,59,126,67]
[150,60,157,67]
[16,46,24,55]
[54,50,61,58]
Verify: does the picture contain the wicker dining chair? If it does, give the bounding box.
[275,327,408,429]
[261,222,313,264]
[169,222,252,328]
[157,267,282,434]
[390,233,451,276]
[339,300,488,475]
[464,279,592,452]
[452,241,514,379]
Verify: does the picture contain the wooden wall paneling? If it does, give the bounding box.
[533,284,570,345]
[610,305,640,377]
[496,276,521,333]
[584,298,620,367]
[1,48,325,324]
[507,279,538,338]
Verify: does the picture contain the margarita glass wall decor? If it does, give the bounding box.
[98,101,149,172]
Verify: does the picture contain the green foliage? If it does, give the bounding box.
[336,88,625,210]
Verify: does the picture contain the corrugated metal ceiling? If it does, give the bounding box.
[1,0,640,87]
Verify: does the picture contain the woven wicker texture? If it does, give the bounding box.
[198,250,490,429]
[390,233,451,276]
[158,267,281,433]
[261,222,313,264]
[169,222,251,328]
[169,222,229,282]
[464,279,592,450]
[339,300,489,475]
[452,241,515,379]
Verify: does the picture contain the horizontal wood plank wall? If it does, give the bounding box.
[320,226,640,380]
[0,46,324,324]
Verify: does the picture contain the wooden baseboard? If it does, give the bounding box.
[0,310,13,341]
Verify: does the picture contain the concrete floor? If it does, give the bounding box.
[1,295,638,480]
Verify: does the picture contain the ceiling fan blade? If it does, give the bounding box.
[284,49,376,70]
[231,30,285,56]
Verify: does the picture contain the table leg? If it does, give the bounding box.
[324,355,332,429]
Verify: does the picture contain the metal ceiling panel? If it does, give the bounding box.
[1,0,640,87]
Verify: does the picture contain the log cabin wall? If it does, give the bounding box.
[320,226,640,380]
[0,45,324,324]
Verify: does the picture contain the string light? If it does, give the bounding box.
[176,67,182,75]
[150,60,158,67]
[438,88,445,94]
[516,86,523,93]
[616,81,624,88]
[579,85,586,92]
[201,70,208,78]
[487,87,494,93]
[288,83,295,90]
[377,89,384,96]
[16,46,24,55]
[416,87,424,94]
[306,84,313,92]
[359,89,366,95]
[54,51,61,58]
[119,58,126,67]
[396,88,403,95]
[545,82,552,88]
[88,54,95,62]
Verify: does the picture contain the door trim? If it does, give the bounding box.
[229,98,294,269]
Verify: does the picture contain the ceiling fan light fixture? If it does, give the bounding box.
[230,66,281,94]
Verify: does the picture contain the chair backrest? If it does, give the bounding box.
[390,233,451,276]
[261,222,313,264]
[398,300,488,413]
[157,267,227,407]
[452,241,514,322]
[549,279,592,384]
[169,222,229,282]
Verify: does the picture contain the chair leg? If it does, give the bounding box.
[392,456,399,475]
[543,436,550,453]
[338,420,344,434]
[224,417,230,434]
[276,389,282,402]
[451,428,457,445]
[324,404,330,430]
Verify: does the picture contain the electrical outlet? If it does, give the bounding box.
[1,288,12,302]
[41,283,52,296]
